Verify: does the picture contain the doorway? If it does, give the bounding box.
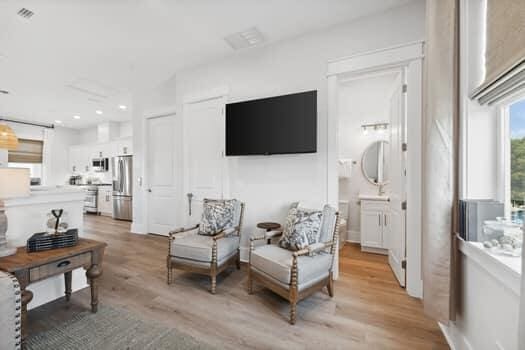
[146,114,178,235]
[327,42,423,297]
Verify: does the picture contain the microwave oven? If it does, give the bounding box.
[92,158,109,172]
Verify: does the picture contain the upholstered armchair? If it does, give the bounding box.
[0,271,22,350]
[167,199,245,294]
[248,204,339,324]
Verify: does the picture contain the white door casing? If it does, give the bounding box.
[388,72,407,287]
[183,95,228,226]
[146,114,178,235]
[327,42,423,296]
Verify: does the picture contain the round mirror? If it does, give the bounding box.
[361,141,389,185]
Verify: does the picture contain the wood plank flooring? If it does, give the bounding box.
[28,215,449,349]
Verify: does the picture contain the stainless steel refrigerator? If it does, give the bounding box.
[112,155,133,221]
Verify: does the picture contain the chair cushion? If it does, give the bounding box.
[171,233,239,263]
[198,199,237,235]
[250,245,332,285]
[278,206,322,251]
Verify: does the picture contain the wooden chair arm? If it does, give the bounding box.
[293,241,335,257]
[250,235,267,242]
[169,224,199,238]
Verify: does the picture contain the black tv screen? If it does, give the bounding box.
[225,90,317,156]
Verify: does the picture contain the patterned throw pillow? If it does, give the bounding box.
[278,207,322,251]
[198,200,235,236]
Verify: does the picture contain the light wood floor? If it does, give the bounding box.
[28,215,449,349]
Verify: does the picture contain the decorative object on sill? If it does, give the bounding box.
[458,199,504,241]
[26,229,79,253]
[0,168,30,257]
[482,234,522,257]
[0,123,19,150]
[45,209,69,234]
[482,217,521,242]
[361,122,389,135]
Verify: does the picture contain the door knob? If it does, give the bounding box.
[147,189,152,192]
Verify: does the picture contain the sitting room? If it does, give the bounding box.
[0,0,523,349]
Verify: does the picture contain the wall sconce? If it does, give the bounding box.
[361,122,389,134]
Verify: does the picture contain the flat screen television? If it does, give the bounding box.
[225,90,317,156]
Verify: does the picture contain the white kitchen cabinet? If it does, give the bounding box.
[97,185,113,216]
[69,146,91,173]
[360,197,390,254]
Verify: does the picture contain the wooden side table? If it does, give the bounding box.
[0,238,107,346]
[256,222,282,244]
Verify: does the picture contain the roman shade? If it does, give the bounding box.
[8,138,43,163]
[471,0,525,105]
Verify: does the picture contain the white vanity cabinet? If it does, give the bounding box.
[360,197,390,254]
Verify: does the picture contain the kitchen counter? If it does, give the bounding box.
[1,186,87,309]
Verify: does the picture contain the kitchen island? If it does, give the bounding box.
[2,186,88,309]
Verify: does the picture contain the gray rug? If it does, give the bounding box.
[26,306,215,350]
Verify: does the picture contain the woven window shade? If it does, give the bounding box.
[8,138,44,163]
[472,0,525,104]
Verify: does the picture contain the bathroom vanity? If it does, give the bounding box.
[359,194,390,254]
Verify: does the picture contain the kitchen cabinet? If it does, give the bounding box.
[69,146,91,173]
[97,185,113,216]
[360,197,389,254]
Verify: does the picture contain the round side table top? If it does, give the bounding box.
[256,222,281,231]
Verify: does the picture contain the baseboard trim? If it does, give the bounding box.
[439,321,473,350]
[130,222,147,235]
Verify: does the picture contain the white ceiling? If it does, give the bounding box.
[0,0,415,129]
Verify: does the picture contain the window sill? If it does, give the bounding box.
[457,237,521,296]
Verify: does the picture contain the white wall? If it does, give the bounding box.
[132,1,426,253]
[337,73,397,242]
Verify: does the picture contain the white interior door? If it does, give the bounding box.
[183,96,227,225]
[147,114,178,235]
[388,73,407,287]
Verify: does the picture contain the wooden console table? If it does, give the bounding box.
[0,238,107,346]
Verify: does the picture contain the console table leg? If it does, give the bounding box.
[21,289,33,347]
[86,264,102,313]
[64,271,72,302]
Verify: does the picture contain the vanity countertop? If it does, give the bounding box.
[358,194,390,201]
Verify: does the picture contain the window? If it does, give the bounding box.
[7,138,44,184]
[509,98,525,224]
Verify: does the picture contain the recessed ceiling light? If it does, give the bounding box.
[95,110,103,115]
[55,120,63,124]
[118,105,127,110]
[73,115,81,120]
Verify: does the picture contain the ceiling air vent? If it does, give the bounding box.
[17,8,34,19]
[224,27,265,50]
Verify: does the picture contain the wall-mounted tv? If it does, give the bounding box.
[225,90,317,156]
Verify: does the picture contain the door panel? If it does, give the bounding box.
[183,97,227,225]
[388,73,407,287]
[147,114,178,235]
[361,211,383,248]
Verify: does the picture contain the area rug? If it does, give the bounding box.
[26,306,215,350]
